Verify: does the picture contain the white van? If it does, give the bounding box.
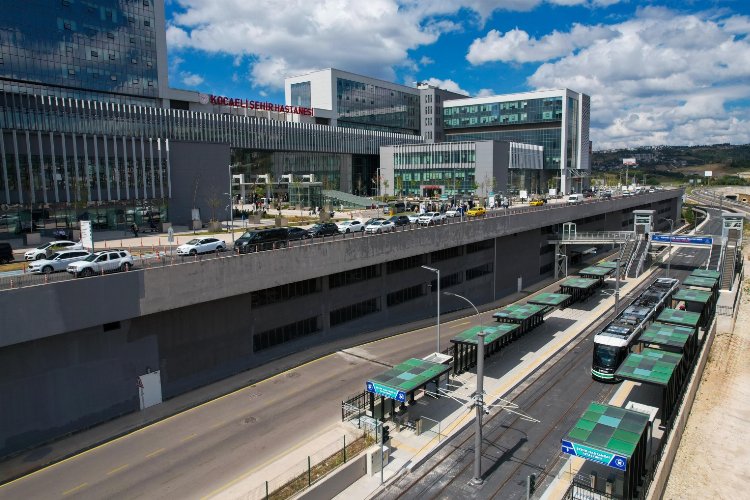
[567,194,584,204]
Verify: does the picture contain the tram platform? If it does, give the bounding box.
[334,262,659,499]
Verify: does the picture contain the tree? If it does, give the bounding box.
[383,179,390,198]
[205,186,223,222]
[395,175,404,201]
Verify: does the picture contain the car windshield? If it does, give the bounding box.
[36,243,51,250]
[48,252,62,260]
[83,254,99,262]
[370,221,382,226]
[186,239,200,245]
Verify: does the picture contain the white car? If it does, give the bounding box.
[445,208,461,218]
[407,214,420,224]
[337,220,365,233]
[28,249,91,274]
[176,237,227,256]
[418,212,446,226]
[67,250,134,277]
[364,220,395,234]
[24,240,82,260]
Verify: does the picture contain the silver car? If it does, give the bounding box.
[28,249,91,274]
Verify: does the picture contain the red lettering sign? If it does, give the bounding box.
[208,95,313,116]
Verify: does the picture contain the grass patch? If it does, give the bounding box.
[268,434,375,500]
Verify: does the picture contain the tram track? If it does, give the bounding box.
[379,273,661,499]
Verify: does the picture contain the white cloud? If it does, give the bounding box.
[476,88,495,97]
[419,55,434,66]
[467,7,750,148]
[467,24,617,64]
[421,77,469,95]
[166,0,624,90]
[181,72,204,86]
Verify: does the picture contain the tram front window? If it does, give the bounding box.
[594,345,619,369]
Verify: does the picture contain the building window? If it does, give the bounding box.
[466,263,493,281]
[251,278,320,308]
[330,298,379,327]
[431,245,463,262]
[329,264,380,289]
[91,50,98,57]
[466,239,493,253]
[431,272,463,290]
[387,284,424,307]
[386,255,423,274]
[253,316,319,353]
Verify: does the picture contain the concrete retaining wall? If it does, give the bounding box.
[298,453,367,500]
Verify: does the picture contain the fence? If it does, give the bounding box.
[237,430,372,500]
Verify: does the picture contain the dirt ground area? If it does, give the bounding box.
[663,256,750,499]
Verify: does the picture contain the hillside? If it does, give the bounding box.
[591,144,750,185]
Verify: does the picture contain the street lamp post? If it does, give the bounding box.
[421,266,440,353]
[661,218,674,279]
[228,164,235,243]
[442,291,485,485]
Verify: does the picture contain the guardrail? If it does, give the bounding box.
[0,191,675,292]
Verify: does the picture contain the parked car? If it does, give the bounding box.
[407,214,420,224]
[234,228,288,253]
[418,212,446,226]
[466,207,486,217]
[306,222,339,238]
[0,242,14,264]
[567,194,584,204]
[529,199,545,207]
[286,227,308,241]
[24,240,82,261]
[363,217,385,227]
[445,207,463,217]
[599,190,612,199]
[388,215,411,227]
[28,249,90,274]
[67,250,133,278]
[337,220,365,233]
[365,219,396,234]
[176,237,227,256]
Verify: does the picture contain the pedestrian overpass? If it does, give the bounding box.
[549,210,743,290]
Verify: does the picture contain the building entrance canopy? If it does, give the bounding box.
[366,358,450,403]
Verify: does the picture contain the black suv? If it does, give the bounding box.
[0,242,13,264]
[306,222,339,238]
[389,215,411,227]
[234,228,288,253]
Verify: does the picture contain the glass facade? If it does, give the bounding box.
[290,82,311,108]
[444,96,564,171]
[231,149,349,191]
[444,97,562,129]
[0,0,160,104]
[0,92,423,155]
[336,78,419,135]
[392,143,478,197]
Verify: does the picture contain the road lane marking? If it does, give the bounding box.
[106,464,129,476]
[181,433,198,442]
[62,483,88,495]
[145,448,166,459]
[449,321,471,329]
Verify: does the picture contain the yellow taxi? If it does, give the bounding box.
[466,206,486,217]
[529,199,545,207]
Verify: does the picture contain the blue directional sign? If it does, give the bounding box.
[652,234,713,246]
[561,440,628,471]
[366,381,406,402]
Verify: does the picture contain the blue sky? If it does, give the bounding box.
[165,0,750,150]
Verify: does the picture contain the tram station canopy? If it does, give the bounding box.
[451,324,519,345]
[673,289,712,306]
[579,266,613,278]
[562,402,650,472]
[656,308,701,329]
[595,261,620,270]
[366,358,451,402]
[639,322,696,353]
[560,277,600,289]
[689,269,721,279]
[493,303,546,322]
[682,275,718,290]
[528,292,573,308]
[616,348,682,386]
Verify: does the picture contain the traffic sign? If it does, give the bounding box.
[652,234,712,246]
[167,226,174,244]
[561,439,627,470]
[366,381,406,402]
